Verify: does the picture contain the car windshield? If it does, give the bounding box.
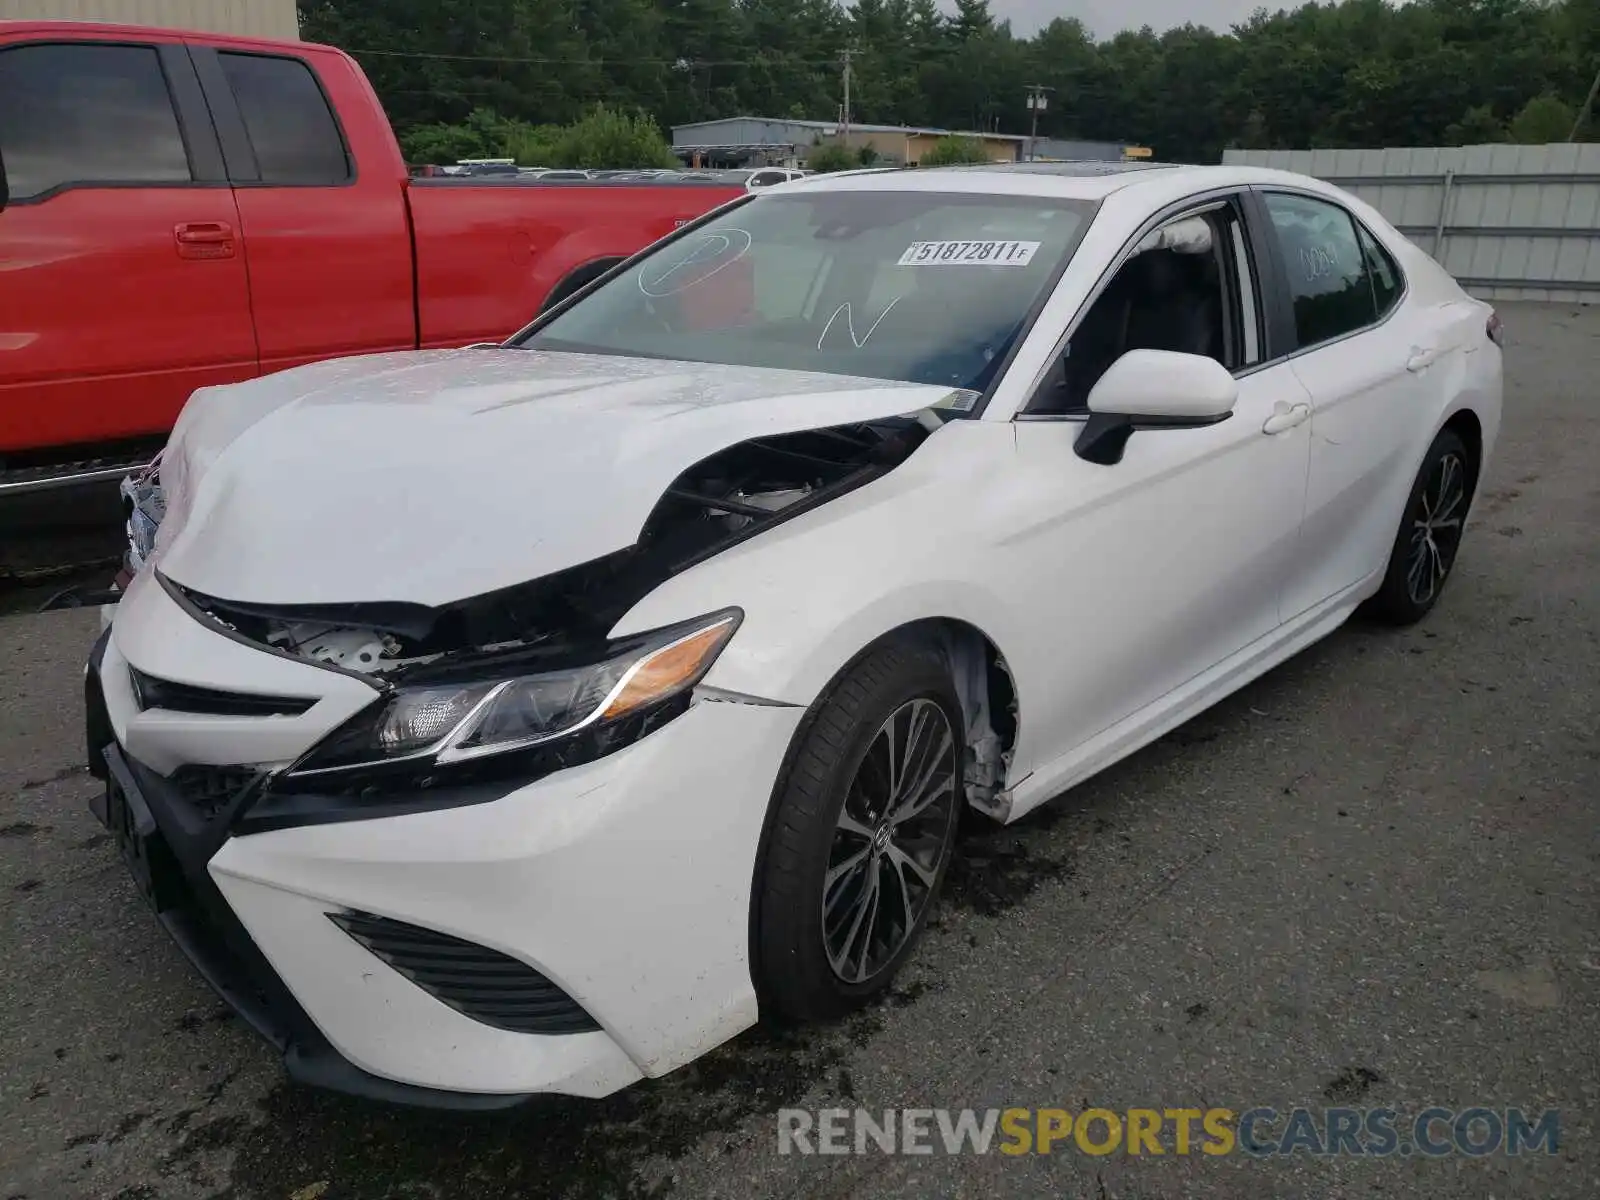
[514,190,1098,393]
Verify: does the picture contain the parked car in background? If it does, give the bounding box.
[90,160,1501,1106]
[451,158,520,177]
[720,167,810,190]
[0,20,742,494]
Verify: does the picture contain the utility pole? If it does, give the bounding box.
[1570,63,1600,142]
[1025,84,1054,162]
[841,48,853,149]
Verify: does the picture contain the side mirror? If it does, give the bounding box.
[1075,349,1238,465]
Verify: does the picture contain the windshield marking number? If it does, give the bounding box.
[897,240,1040,267]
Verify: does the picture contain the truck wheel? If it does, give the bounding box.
[539,259,623,314]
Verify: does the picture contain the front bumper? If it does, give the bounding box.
[87,582,805,1105]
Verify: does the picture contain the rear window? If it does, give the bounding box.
[219,52,350,185]
[518,191,1096,393]
[0,42,190,200]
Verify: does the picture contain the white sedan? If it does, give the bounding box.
[88,161,1503,1106]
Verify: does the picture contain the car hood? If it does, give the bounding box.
[154,348,969,607]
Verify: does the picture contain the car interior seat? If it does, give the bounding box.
[1121,248,1222,361]
[1035,224,1225,414]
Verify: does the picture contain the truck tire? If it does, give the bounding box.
[539,259,623,315]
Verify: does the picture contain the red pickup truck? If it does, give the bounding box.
[0,21,742,494]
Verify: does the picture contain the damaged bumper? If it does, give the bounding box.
[87,572,803,1103]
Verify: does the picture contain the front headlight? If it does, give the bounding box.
[287,609,741,778]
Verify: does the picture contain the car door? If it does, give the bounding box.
[1257,190,1442,620]
[1001,194,1314,776]
[0,37,257,458]
[188,45,415,376]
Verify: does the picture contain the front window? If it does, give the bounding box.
[514,190,1097,393]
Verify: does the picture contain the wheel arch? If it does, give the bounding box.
[743,614,1019,1010]
[1440,406,1484,492]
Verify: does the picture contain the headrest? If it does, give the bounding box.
[1135,216,1214,257]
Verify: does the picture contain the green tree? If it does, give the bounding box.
[303,0,1600,162]
[544,105,681,168]
[918,135,993,164]
[1508,93,1577,142]
[399,109,508,164]
[806,141,862,172]
[1444,105,1507,145]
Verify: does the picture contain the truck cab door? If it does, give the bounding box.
[189,46,415,375]
[0,38,258,463]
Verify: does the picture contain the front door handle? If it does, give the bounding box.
[1262,401,1311,435]
[1406,345,1439,372]
[174,222,235,260]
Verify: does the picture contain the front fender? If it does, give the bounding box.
[606,419,1041,772]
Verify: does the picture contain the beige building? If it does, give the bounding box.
[0,0,299,39]
[841,126,1024,167]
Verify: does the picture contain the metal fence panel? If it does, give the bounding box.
[0,0,300,39]
[1224,144,1600,304]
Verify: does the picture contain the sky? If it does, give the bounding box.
[989,0,1280,37]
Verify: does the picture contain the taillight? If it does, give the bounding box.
[1487,310,1505,347]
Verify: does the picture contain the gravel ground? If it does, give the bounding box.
[1,300,1595,1200]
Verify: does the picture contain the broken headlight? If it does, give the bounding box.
[288,609,741,778]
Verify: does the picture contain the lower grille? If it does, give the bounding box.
[169,764,261,821]
[329,911,601,1035]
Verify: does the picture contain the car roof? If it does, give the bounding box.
[780,161,1345,206]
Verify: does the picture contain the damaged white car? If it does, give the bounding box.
[88,162,1502,1106]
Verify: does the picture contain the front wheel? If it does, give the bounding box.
[754,638,964,1020]
[1366,428,1475,625]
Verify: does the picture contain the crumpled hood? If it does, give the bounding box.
[154,348,967,607]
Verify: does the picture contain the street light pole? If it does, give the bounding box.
[841,48,853,148]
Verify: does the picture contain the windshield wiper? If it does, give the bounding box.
[517,337,678,362]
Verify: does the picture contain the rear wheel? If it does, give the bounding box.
[1367,428,1475,625]
[755,638,963,1020]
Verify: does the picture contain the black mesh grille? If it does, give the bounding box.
[130,667,316,718]
[329,911,601,1035]
[169,764,261,821]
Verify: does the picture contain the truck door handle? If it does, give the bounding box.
[1406,346,1439,372]
[174,222,235,260]
[1262,401,1311,435]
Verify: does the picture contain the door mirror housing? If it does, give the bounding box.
[1075,349,1239,465]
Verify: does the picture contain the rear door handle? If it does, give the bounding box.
[174,222,235,260]
[1406,346,1439,372]
[1262,401,1311,435]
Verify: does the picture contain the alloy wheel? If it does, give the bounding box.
[822,698,959,985]
[1406,450,1468,606]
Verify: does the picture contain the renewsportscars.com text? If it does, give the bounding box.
[777,1106,1560,1158]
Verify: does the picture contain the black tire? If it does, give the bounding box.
[538,259,622,315]
[754,637,964,1021]
[1366,428,1476,626]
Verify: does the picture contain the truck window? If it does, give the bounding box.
[217,52,351,185]
[0,43,191,201]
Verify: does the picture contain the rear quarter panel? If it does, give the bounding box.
[406,182,744,348]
